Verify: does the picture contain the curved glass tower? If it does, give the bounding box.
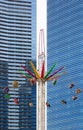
[47,0,83,130]
[0,0,36,130]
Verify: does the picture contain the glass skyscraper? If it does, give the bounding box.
[0,0,36,130]
[0,61,8,130]
[47,0,83,130]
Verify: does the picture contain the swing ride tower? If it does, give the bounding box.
[37,29,47,130]
[37,0,47,130]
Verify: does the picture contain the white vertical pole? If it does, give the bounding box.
[37,81,45,130]
[37,0,47,130]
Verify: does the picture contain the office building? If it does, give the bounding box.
[47,0,83,130]
[0,61,8,130]
[0,0,36,129]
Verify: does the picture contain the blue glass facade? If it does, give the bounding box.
[47,0,83,130]
[0,0,36,130]
[0,61,8,130]
[19,82,36,130]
